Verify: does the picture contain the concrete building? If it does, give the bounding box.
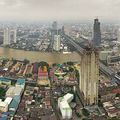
[9,95,20,114]
[4,97,13,105]
[3,28,10,45]
[80,48,99,106]
[3,28,17,45]
[0,97,12,112]
[6,86,23,97]
[0,77,11,85]
[100,51,113,61]
[59,100,72,119]
[117,28,120,42]
[16,78,25,89]
[93,18,101,47]
[58,93,73,119]
[52,21,57,30]
[63,93,74,103]
[10,29,17,43]
[103,101,120,118]
[0,101,8,112]
[53,35,61,51]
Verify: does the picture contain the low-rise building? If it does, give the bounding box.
[58,93,73,119]
[16,78,25,89]
[103,101,120,118]
[0,77,11,85]
[6,86,23,97]
[60,100,72,119]
[9,95,20,116]
[0,101,8,112]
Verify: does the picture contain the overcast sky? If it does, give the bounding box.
[0,0,119,22]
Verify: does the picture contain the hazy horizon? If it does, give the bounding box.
[0,0,120,22]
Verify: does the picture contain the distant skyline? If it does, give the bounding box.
[0,0,120,22]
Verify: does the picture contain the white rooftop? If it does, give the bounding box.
[3,68,8,71]
[60,100,70,109]
[0,101,8,107]
[64,93,73,103]
[4,97,13,105]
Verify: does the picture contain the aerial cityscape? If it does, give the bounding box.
[0,0,120,120]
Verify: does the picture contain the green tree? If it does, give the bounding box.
[23,59,30,65]
[67,61,74,66]
[108,117,119,120]
[82,108,90,117]
[98,101,103,107]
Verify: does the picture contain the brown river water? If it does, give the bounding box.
[0,47,81,64]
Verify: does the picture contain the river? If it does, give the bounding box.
[0,47,81,63]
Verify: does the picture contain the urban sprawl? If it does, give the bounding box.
[0,19,120,120]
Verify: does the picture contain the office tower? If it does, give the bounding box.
[13,29,17,43]
[53,35,61,51]
[49,21,58,51]
[62,26,65,33]
[80,48,99,106]
[3,28,10,45]
[117,28,120,42]
[52,21,57,30]
[93,18,101,47]
[11,29,17,43]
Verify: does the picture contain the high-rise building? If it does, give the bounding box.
[80,48,99,106]
[52,21,57,30]
[50,21,58,51]
[53,35,61,51]
[62,26,65,33]
[3,28,17,45]
[117,28,120,42]
[3,28,10,45]
[93,18,101,47]
[10,29,17,43]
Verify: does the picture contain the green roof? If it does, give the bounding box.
[0,77,11,83]
[9,95,20,115]
[16,78,25,85]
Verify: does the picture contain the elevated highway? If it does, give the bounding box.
[61,33,86,55]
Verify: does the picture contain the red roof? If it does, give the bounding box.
[112,89,120,94]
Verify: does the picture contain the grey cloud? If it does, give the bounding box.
[1,0,19,6]
[0,0,119,22]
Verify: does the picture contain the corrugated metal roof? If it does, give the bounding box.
[0,117,7,120]
[16,78,25,85]
[0,77,11,83]
[9,95,20,115]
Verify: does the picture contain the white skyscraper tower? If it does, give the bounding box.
[117,28,120,42]
[53,35,61,51]
[3,28,10,45]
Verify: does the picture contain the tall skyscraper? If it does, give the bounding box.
[52,21,57,30]
[93,18,101,47]
[80,48,99,106]
[117,28,120,42]
[62,26,65,33]
[4,28,17,45]
[3,28,10,45]
[53,35,61,51]
[11,29,17,43]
